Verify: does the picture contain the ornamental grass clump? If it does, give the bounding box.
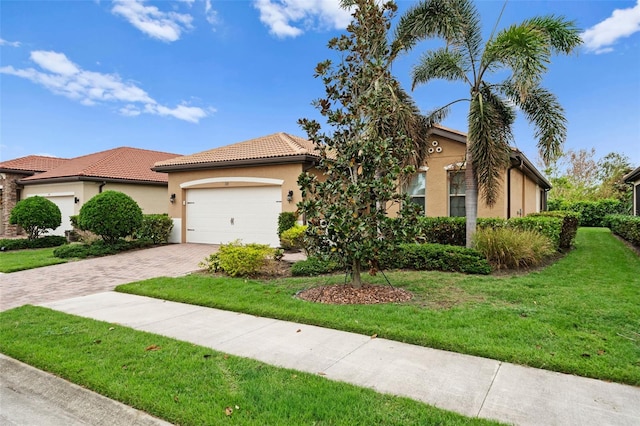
[473,228,554,270]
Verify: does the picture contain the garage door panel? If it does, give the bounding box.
[41,196,74,237]
[186,186,281,246]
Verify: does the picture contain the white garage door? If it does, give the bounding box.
[44,195,74,236]
[186,186,281,246]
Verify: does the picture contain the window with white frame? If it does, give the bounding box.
[449,171,465,217]
[406,172,426,213]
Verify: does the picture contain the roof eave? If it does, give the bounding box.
[427,126,467,144]
[152,154,320,173]
[510,151,552,189]
[0,168,38,176]
[18,176,168,186]
[623,166,640,183]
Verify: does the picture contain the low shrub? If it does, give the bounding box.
[201,241,274,277]
[291,257,341,276]
[548,198,623,227]
[528,211,580,250]
[415,217,466,245]
[136,214,174,244]
[472,227,555,270]
[78,191,143,244]
[9,196,62,239]
[383,243,491,275]
[53,239,153,259]
[604,214,640,246]
[0,235,67,251]
[278,212,297,236]
[280,224,307,250]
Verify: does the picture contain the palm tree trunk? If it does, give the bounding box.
[465,144,478,248]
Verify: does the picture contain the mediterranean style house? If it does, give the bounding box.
[153,126,551,246]
[0,147,179,237]
[624,166,640,216]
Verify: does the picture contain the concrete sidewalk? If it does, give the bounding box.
[41,292,640,426]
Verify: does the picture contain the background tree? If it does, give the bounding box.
[78,191,142,244]
[395,0,582,247]
[298,0,423,288]
[9,196,61,239]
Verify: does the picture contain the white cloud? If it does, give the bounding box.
[111,0,193,42]
[0,50,210,123]
[204,0,218,25]
[581,0,640,54]
[0,38,21,47]
[253,0,353,38]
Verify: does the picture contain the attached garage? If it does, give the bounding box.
[185,185,282,246]
[43,194,75,236]
[26,192,75,236]
[153,132,321,247]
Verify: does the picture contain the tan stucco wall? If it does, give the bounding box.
[164,163,306,242]
[22,181,169,215]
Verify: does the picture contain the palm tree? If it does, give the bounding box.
[394,0,582,247]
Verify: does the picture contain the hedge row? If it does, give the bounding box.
[293,243,491,276]
[547,199,624,227]
[0,236,67,251]
[53,239,154,259]
[603,215,640,247]
[413,215,577,251]
[386,243,491,274]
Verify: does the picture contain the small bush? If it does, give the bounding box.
[528,211,580,250]
[472,227,555,270]
[9,196,62,239]
[278,212,298,236]
[136,214,174,244]
[280,224,307,250]
[202,241,274,277]
[604,214,640,246]
[291,257,341,276]
[0,236,67,251]
[382,243,491,274]
[415,217,466,245]
[53,239,152,259]
[78,191,143,244]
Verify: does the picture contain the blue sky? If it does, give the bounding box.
[1,0,639,170]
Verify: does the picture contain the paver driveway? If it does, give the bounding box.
[0,244,218,311]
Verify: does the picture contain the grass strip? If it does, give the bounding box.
[118,228,640,386]
[0,306,499,426]
[0,247,68,272]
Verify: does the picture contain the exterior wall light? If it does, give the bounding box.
[74,197,80,204]
[170,193,176,203]
[287,190,294,202]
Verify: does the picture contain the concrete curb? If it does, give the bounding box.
[0,354,172,426]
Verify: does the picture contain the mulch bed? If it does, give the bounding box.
[297,283,413,305]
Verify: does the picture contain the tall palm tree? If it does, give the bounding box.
[394,0,582,247]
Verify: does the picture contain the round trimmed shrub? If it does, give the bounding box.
[9,196,61,239]
[78,191,143,244]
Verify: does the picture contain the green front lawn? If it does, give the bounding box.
[118,228,640,386]
[0,247,68,272]
[0,306,500,426]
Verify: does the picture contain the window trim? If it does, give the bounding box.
[448,170,466,217]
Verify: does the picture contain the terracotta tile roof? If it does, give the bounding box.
[21,147,179,183]
[154,132,319,168]
[432,123,467,137]
[0,155,70,174]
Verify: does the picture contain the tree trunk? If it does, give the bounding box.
[465,144,478,248]
[352,259,363,288]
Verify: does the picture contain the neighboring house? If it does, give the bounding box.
[154,128,550,246]
[0,147,180,237]
[1,155,70,237]
[623,166,640,216]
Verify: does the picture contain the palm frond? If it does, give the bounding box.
[412,48,470,89]
[394,0,481,60]
[501,82,566,166]
[523,15,583,54]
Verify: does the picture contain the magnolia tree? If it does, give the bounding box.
[298,0,424,288]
